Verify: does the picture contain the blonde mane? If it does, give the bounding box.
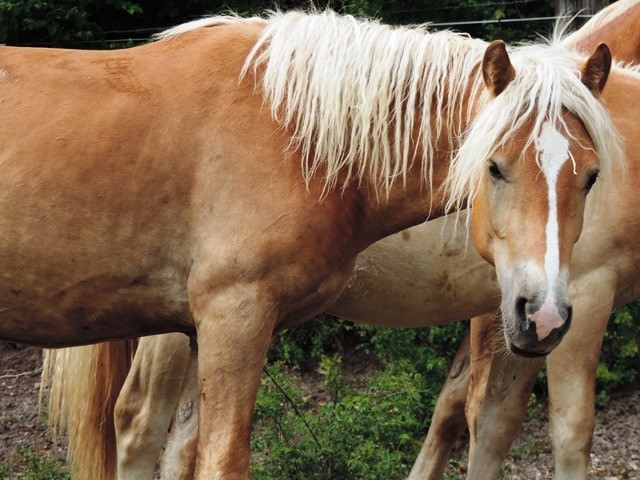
[155,14,267,39]
[619,62,640,75]
[160,10,622,209]
[241,11,486,198]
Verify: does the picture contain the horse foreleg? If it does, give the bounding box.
[546,276,615,480]
[407,330,470,480]
[114,333,192,480]
[160,344,199,480]
[465,312,544,480]
[192,285,276,480]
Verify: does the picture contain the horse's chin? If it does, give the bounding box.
[502,315,566,357]
[506,341,550,358]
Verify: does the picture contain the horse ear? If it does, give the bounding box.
[581,43,612,96]
[482,40,516,97]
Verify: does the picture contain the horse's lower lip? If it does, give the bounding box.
[508,342,549,358]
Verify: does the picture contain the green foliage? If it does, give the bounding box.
[355,322,468,417]
[268,315,357,369]
[1,0,558,47]
[252,320,467,479]
[0,463,10,479]
[255,300,640,478]
[0,446,70,480]
[595,301,640,405]
[357,322,467,372]
[0,0,143,45]
[341,0,386,18]
[319,354,345,403]
[374,0,555,42]
[252,360,431,480]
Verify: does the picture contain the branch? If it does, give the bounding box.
[0,367,42,380]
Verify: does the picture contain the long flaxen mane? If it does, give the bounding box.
[159,11,487,198]
[159,10,622,207]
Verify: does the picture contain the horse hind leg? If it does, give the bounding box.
[407,330,471,480]
[114,333,192,480]
[159,343,199,480]
[465,312,544,480]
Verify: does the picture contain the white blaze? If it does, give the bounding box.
[537,122,570,297]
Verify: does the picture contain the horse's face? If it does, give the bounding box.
[470,42,612,356]
[471,116,600,356]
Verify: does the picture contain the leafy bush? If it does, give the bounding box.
[595,301,640,404]
[252,360,431,480]
[268,315,358,369]
[253,320,467,479]
[254,302,640,478]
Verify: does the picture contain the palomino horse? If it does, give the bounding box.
[412,3,640,480]
[39,5,640,480]
[14,9,617,479]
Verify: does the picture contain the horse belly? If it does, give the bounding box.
[0,163,193,346]
[0,274,192,346]
[329,220,501,327]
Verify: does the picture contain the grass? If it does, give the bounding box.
[0,445,70,480]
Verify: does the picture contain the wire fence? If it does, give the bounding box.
[15,12,594,48]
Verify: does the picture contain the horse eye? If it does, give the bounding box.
[584,170,599,193]
[488,160,505,181]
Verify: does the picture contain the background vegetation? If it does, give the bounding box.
[0,0,558,47]
[1,1,637,479]
[248,305,638,479]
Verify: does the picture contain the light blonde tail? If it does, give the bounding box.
[41,340,138,480]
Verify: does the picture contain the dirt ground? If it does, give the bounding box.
[0,343,67,473]
[1,341,639,479]
[443,388,640,479]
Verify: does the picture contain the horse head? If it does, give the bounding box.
[467,42,616,356]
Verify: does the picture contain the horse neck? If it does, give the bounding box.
[604,70,640,179]
[356,89,477,243]
[564,1,640,63]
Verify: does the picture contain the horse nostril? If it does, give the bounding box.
[515,296,531,332]
[558,305,573,336]
[515,296,527,319]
